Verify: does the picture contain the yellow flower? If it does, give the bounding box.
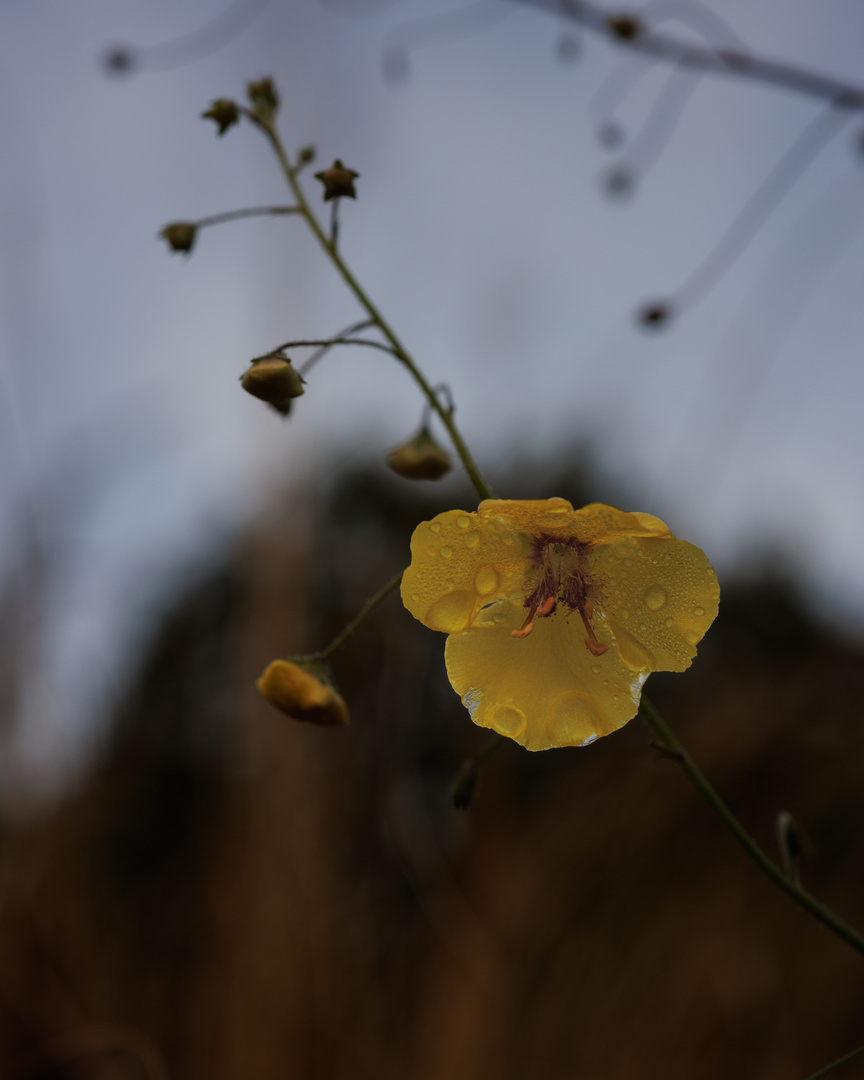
[401,498,719,752]
[257,659,349,727]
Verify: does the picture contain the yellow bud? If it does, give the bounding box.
[387,427,453,481]
[257,660,349,727]
[240,356,305,415]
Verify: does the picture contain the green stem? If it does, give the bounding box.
[255,117,495,502]
[804,1043,864,1080]
[314,571,404,662]
[639,696,864,960]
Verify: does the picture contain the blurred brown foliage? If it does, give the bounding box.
[1,457,863,1080]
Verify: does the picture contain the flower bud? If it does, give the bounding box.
[257,659,349,727]
[160,222,197,254]
[386,427,453,481]
[314,160,360,201]
[202,98,240,135]
[246,77,279,122]
[241,356,305,415]
[298,145,316,166]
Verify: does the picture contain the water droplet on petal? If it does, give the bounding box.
[466,532,480,550]
[694,606,705,616]
[684,629,700,645]
[411,593,420,602]
[429,522,441,534]
[621,608,630,620]
[426,591,474,633]
[665,618,673,628]
[474,565,499,596]
[441,545,453,558]
[644,585,667,611]
[492,704,526,736]
[547,498,569,513]
[457,516,471,530]
[591,664,601,674]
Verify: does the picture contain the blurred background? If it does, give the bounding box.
[1,1,864,1076]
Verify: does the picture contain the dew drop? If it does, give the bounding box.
[492,704,526,736]
[547,498,569,513]
[457,516,471,530]
[694,605,705,616]
[466,533,480,550]
[426,591,474,633]
[591,664,601,675]
[644,585,667,611]
[426,545,436,555]
[612,694,620,703]
[664,618,673,628]
[411,593,420,602]
[474,565,499,596]
[684,629,700,646]
[639,623,647,631]
[621,608,630,620]
[441,545,453,558]
[430,522,441,533]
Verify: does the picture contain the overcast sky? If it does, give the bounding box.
[2,0,863,794]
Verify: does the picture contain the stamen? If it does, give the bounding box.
[537,596,555,618]
[579,607,609,657]
[511,621,534,639]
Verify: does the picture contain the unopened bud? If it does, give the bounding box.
[386,427,453,481]
[202,98,240,135]
[246,77,279,123]
[607,13,642,40]
[241,356,305,415]
[638,301,674,329]
[160,222,197,254]
[314,159,360,202]
[298,145,316,166]
[257,659,349,727]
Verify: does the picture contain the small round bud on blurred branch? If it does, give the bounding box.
[202,98,240,136]
[638,301,674,330]
[246,76,280,123]
[607,13,643,41]
[314,160,360,202]
[241,355,305,415]
[297,145,317,169]
[102,45,137,76]
[387,427,453,481]
[159,222,197,254]
[257,660,349,727]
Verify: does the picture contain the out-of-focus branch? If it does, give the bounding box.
[514,0,864,109]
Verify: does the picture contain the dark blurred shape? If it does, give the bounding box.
[638,300,674,328]
[382,47,411,85]
[603,164,635,197]
[606,12,643,41]
[597,121,625,149]
[555,33,581,64]
[1,455,863,1079]
[201,98,241,136]
[159,221,197,254]
[101,46,137,76]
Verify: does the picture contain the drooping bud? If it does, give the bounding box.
[638,301,674,330]
[314,160,360,202]
[202,98,240,136]
[607,13,642,40]
[386,427,453,481]
[257,659,349,727]
[246,77,279,123]
[297,145,317,167]
[240,355,305,415]
[159,222,197,254]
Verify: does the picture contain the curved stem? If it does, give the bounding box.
[639,696,864,960]
[804,1042,864,1080]
[196,204,300,228]
[253,116,495,502]
[313,571,404,662]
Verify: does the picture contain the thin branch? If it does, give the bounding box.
[305,571,404,662]
[803,1042,864,1080]
[516,0,864,109]
[639,696,864,960]
[195,204,300,228]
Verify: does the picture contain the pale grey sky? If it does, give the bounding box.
[2,0,863,793]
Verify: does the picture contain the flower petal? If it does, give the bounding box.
[401,509,528,633]
[593,535,719,672]
[445,601,648,752]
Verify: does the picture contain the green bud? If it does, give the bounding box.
[246,77,279,123]
[241,355,305,415]
[298,145,316,166]
[386,427,452,481]
[202,98,240,135]
[159,222,197,254]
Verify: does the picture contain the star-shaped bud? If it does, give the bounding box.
[314,160,360,202]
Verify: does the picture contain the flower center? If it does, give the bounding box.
[511,534,608,657]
